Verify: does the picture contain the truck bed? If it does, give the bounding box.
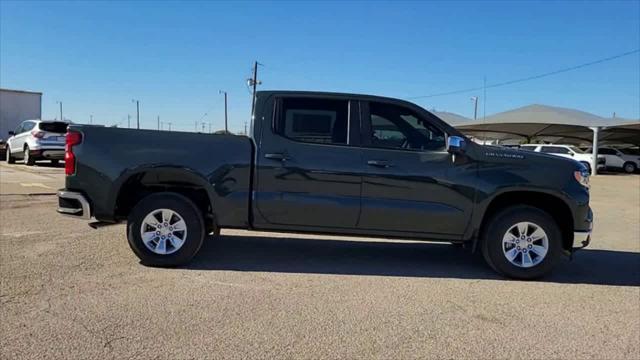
[66,125,253,226]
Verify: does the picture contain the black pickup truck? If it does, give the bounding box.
[57,91,592,279]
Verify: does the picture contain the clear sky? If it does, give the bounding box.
[1,0,639,132]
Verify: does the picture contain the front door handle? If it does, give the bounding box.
[367,160,391,168]
[265,153,289,161]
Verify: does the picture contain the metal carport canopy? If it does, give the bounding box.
[449,105,640,174]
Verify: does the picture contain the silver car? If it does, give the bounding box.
[5,120,68,166]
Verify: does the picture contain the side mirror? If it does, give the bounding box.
[8,131,15,136]
[447,136,466,154]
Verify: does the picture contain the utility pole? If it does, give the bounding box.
[219,90,228,133]
[167,122,172,131]
[157,115,160,130]
[56,101,63,121]
[132,99,140,129]
[89,114,93,124]
[127,114,131,128]
[195,121,198,132]
[483,76,487,122]
[244,121,247,135]
[470,97,478,121]
[208,122,212,134]
[248,61,262,122]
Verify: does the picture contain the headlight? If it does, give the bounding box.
[574,169,590,188]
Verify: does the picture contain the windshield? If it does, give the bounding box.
[569,146,585,154]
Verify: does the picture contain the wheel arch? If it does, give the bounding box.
[474,190,574,253]
[112,167,218,234]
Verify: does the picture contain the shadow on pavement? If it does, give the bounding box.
[33,161,65,168]
[187,234,640,287]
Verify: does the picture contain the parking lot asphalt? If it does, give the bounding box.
[0,163,638,359]
[0,162,64,195]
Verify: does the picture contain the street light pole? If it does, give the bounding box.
[470,96,478,121]
[56,101,63,121]
[219,90,228,133]
[132,99,140,129]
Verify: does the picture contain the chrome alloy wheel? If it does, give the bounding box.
[502,222,549,268]
[140,208,188,255]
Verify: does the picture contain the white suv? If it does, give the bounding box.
[520,144,606,173]
[586,147,639,173]
[5,120,68,166]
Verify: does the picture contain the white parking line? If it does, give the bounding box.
[20,183,53,189]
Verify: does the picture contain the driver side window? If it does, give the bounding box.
[367,102,445,151]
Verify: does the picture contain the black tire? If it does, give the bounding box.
[127,192,205,267]
[24,146,35,166]
[51,159,59,166]
[6,147,15,164]
[623,162,637,174]
[481,205,562,280]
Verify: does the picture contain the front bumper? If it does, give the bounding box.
[57,190,92,219]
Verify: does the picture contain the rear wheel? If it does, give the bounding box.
[24,146,35,166]
[6,147,15,164]
[127,192,205,267]
[623,162,637,174]
[481,205,562,280]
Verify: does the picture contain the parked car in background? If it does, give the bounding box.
[585,147,640,173]
[519,144,605,173]
[5,120,68,165]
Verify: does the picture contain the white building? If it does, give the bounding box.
[0,88,42,140]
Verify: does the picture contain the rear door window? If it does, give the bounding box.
[21,122,35,133]
[39,122,68,134]
[275,98,350,145]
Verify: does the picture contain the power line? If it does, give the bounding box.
[406,49,639,100]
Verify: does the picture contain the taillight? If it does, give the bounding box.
[31,130,45,138]
[65,131,82,175]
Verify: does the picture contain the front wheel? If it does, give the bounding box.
[6,147,15,164]
[481,205,562,280]
[127,192,205,267]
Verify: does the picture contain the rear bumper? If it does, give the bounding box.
[57,190,91,219]
[28,147,65,160]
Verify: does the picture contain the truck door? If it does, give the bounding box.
[254,95,363,230]
[357,100,474,237]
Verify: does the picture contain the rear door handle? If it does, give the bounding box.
[367,160,391,168]
[264,153,289,161]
